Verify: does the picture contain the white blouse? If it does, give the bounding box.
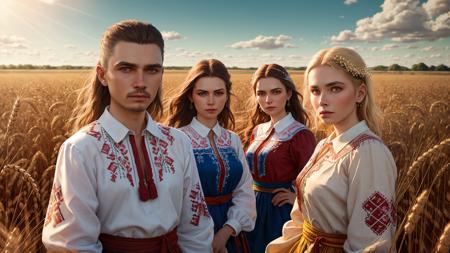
[42,108,214,253]
[267,121,397,253]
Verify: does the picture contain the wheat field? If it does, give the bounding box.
[0,70,449,252]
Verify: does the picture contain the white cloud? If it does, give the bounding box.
[423,0,450,18]
[429,53,442,58]
[288,54,307,60]
[37,0,58,4]
[64,44,77,50]
[230,35,296,50]
[381,43,400,51]
[162,31,184,40]
[344,0,358,5]
[331,0,450,43]
[0,35,27,49]
[421,46,435,51]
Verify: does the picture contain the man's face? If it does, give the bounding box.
[98,41,163,117]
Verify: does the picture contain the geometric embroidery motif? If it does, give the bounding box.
[189,182,210,226]
[148,134,176,182]
[362,191,393,235]
[44,184,65,227]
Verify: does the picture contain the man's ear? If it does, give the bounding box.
[96,65,107,86]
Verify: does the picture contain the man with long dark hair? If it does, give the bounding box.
[42,20,213,252]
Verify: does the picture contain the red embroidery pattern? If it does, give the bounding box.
[189,182,210,226]
[216,129,231,147]
[349,134,381,150]
[87,123,134,186]
[158,125,174,145]
[85,123,101,140]
[277,121,306,141]
[329,134,380,160]
[148,134,175,181]
[44,184,65,227]
[180,127,209,149]
[297,133,381,209]
[102,139,134,186]
[362,191,393,235]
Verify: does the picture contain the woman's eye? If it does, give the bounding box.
[310,89,319,95]
[331,86,342,92]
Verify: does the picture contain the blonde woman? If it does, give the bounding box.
[266,47,397,253]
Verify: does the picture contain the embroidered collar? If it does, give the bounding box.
[258,113,296,135]
[329,121,370,154]
[190,117,222,138]
[98,107,165,143]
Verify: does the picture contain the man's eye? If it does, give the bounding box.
[120,67,131,72]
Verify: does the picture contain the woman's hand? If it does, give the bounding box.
[212,225,234,253]
[272,188,296,206]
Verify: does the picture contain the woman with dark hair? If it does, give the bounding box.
[242,64,316,253]
[168,59,256,253]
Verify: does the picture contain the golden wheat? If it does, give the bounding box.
[0,70,448,252]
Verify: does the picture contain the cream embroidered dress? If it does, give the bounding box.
[267,121,397,253]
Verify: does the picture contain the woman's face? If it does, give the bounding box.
[191,76,228,124]
[307,65,366,135]
[255,77,291,123]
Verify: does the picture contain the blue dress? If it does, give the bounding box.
[245,113,316,253]
[180,118,256,253]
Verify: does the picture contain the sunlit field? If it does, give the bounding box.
[0,70,449,252]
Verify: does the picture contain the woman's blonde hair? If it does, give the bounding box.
[303,47,381,136]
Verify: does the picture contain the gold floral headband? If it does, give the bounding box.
[332,55,370,80]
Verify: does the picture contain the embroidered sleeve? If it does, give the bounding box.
[266,199,304,253]
[42,141,101,252]
[177,134,214,252]
[289,129,316,173]
[225,133,257,235]
[344,140,397,252]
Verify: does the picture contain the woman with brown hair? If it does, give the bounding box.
[242,64,316,253]
[167,59,256,253]
[267,47,397,252]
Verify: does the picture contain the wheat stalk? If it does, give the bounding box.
[404,189,430,235]
[4,98,20,137]
[434,222,450,253]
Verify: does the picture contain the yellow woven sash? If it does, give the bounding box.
[289,220,346,253]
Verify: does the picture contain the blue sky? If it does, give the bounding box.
[0,0,449,67]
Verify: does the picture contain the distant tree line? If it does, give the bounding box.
[371,63,450,71]
[0,63,448,71]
